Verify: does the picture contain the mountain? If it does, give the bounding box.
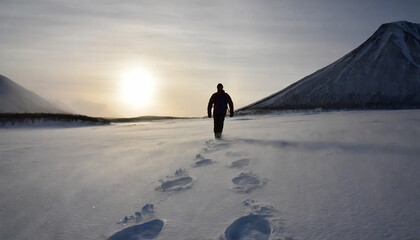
[0,74,63,113]
[238,21,420,113]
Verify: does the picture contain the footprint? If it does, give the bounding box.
[223,215,271,240]
[221,200,285,239]
[192,154,214,167]
[227,158,250,168]
[232,173,266,193]
[192,158,214,167]
[108,219,164,240]
[157,177,193,192]
[156,169,194,192]
[202,139,231,153]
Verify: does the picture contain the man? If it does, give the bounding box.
[208,83,234,139]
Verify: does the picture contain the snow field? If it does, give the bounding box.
[0,110,420,239]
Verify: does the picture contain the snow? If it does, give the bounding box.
[1,110,420,239]
[393,29,419,67]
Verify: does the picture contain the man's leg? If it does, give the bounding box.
[219,114,225,134]
[213,114,225,138]
[213,114,220,134]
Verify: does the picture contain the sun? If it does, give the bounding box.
[120,68,156,109]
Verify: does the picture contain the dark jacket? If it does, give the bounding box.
[208,90,234,117]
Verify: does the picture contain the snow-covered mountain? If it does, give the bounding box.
[0,74,63,113]
[238,21,420,113]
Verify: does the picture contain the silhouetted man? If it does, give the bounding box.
[208,83,234,139]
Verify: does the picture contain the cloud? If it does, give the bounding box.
[1,0,419,116]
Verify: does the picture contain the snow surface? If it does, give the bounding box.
[1,110,420,240]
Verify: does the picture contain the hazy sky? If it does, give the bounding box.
[0,0,419,117]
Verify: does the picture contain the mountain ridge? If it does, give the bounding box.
[238,21,420,113]
[0,74,64,113]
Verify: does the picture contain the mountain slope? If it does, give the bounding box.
[238,21,420,113]
[0,74,63,113]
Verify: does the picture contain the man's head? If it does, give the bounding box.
[217,83,223,91]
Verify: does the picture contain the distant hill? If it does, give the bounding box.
[109,116,190,123]
[0,113,110,127]
[0,113,194,128]
[238,21,420,114]
[0,74,63,113]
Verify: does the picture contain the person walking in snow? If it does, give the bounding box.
[208,83,234,139]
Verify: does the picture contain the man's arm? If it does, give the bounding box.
[227,94,234,117]
[207,94,215,118]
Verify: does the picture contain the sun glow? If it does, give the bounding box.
[120,68,156,109]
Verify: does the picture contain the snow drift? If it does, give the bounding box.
[0,74,63,113]
[238,21,420,113]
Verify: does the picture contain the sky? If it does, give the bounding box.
[0,0,419,117]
